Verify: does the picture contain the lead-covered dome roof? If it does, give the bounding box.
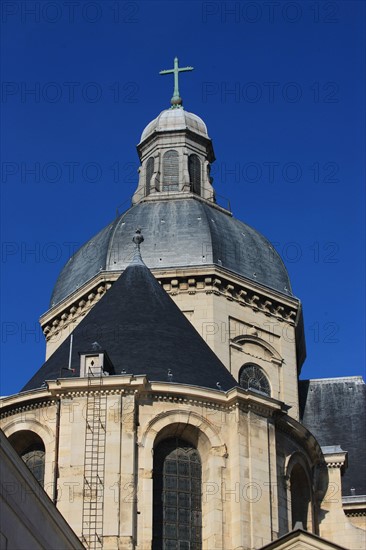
[140,108,209,143]
[50,198,292,307]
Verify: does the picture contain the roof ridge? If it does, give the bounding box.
[304,376,365,384]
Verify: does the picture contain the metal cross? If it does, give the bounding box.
[159,57,194,107]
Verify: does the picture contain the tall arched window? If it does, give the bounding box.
[163,150,179,191]
[189,154,201,195]
[145,156,154,196]
[290,463,312,530]
[153,438,202,550]
[239,363,271,396]
[9,430,45,487]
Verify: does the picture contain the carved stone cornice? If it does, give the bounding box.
[41,267,300,342]
[322,446,348,473]
[0,396,56,419]
[42,281,111,342]
[344,510,366,517]
[1,378,286,424]
[325,460,347,469]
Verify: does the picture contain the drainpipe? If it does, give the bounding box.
[53,397,61,505]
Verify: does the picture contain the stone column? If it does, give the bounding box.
[319,446,366,549]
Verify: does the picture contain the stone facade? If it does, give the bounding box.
[0,379,315,549]
[1,373,365,549]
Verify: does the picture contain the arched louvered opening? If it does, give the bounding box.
[145,156,154,196]
[162,150,179,191]
[153,438,202,550]
[189,154,201,195]
[290,463,312,530]
[9,430,45,487]
[239,363,271,396]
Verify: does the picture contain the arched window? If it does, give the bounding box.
[146,156,154,196]
[8,430,45,487]
[290,463,311,530]
[189,154,201,195]
[153,438,202,550]
[163,150,179,191]
[239,363,270,396]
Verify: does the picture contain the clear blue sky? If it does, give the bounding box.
[1,0,365,396]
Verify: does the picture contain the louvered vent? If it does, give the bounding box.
[163,150,179,191]
[145,157,154,196]
[188,154,201,195]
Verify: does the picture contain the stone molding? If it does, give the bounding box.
[139,408,225,451]
[325,460,347,469]
[41,268,300,343]
[275,413,324,465]
[1,377,287,423]
[230,334,284,365]
[322,449,348,473]
[260,528,347,549]
[42,281,111,342]
[344,510,366,517]
[0,397,56,419]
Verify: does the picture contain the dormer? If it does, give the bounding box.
[79,342,115,377]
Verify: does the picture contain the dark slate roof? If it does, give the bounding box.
[23,255,237,393]
[50,197,292,306]
[299,377,366,496]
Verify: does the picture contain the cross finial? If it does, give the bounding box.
[159,57,194,108]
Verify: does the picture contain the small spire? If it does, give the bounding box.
[159,57,194,108]
[131,227,144,264]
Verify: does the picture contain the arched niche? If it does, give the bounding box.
[285,452,314,532]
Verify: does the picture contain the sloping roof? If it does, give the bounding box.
[50,197,293,307]
[299,377,366,496]
[23,255,237,393]
[260,527,347,550]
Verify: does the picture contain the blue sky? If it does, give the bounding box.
[1,0,365,396]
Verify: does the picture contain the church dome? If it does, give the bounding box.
[50,197,292,307]
[140,108,209,143]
